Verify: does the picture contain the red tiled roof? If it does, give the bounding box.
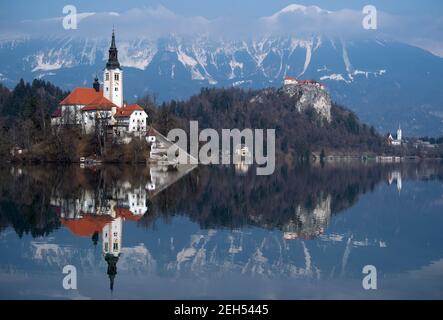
[60,88,103,106]
[115,207,144,221]
[298,79,323,85]
[114,104,145,118]
[60,215,113,237]
[81,95,117,111]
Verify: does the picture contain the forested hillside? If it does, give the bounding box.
[146,87,384,160]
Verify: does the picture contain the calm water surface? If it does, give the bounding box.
[0,162,442,299]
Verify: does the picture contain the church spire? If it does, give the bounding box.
[106,29,120,70]
[111,26,116,48]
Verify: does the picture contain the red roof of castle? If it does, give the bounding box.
[298,79,326,87]
[60,88,103,106]
[114,104,145,118]
[284,76,326,88]
[298,79,319,84]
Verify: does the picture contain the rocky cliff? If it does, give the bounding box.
[280,83,332,122]
[250,82,332,123]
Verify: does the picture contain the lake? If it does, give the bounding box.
[0,161,443,299]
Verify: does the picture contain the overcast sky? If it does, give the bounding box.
[1,0,442,19]
[0,0,442,56]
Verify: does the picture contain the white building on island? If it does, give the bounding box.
[387,125,402,146]
[114,104,148,142]
[51,30,148,142]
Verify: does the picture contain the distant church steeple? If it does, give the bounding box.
[397,124,402,141]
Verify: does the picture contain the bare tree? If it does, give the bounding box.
[94,110,112,156]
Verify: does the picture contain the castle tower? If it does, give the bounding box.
[103,30,123,107]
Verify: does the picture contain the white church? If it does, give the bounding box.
[387,125,402,146]
[51,30,148,142]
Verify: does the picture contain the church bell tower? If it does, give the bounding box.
[102,217,122,292]
[103,29,123,107]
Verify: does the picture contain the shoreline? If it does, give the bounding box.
[5,155,442,166]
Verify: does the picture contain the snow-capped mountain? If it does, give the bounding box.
[1,4,443,135]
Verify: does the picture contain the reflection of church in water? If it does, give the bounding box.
[49,164,194,291]
[50,183,148,291]
[388,170,402,193]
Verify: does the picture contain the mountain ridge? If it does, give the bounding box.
[0,5,442,136]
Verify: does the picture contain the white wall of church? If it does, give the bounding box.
[60,105,84,125]
[82,110,113,134]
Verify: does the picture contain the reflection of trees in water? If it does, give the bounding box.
[0,165,150,237]
[1,162,443,238]
[0,166,60,237]
[143,162,443,236]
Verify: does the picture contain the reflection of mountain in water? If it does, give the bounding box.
[1,162,443,293]
[283,194,331,240]
[146,162,443,235]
